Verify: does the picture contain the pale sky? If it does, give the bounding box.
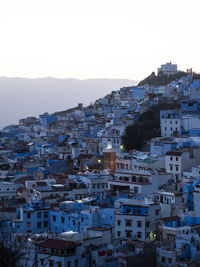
[0,0,200,80]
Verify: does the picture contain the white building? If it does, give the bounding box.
[79,173,109,196]
[154,191,187,217]
[160,110,181,137]
[114,198,160,241]
[108,168,171,196]
[165,149,200,181]
[160,110,200,138]
[157,246,176,267]
[0,181,16,200]
[158,62,179,76]
[183,165,200,179]
[193,184,200,216]
[36,238,83,267]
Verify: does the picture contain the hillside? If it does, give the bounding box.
[0,77,137,129]
[122,101,180,151]
[138,71,188,86]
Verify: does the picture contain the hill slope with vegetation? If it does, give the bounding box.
[122,101,180,151]
[138,71,188,86]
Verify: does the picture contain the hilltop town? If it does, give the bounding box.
[1,62,200,266]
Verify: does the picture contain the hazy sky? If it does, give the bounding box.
[0,0,200,80]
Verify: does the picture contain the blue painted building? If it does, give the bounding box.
[181,179,200,211]
[150,138,177,156]
[14,201,50,234]
[47,160,68,174]
[39,113,58,126]
[131,87,146,100]
[181,100,200,114]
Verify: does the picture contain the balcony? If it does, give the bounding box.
[115,168,151,176]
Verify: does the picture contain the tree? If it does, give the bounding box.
[138,71,188,86]
[0,233,34,267]
[122,102,179,151]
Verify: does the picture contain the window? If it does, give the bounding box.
[168,258,172,264]
[137,221,142,227]
[126,230,132,238]
[117,220,121,226]
[161,256,165,263]
[175,165,179,171]
[67,261,71,267]
[170,156,173,161]
[40,258,44,266]
[125,220,132,227]
[137,232,142,238]
[61,217,65,223]
[155,209,159,215]
[53,215,56,222]
[134,186,138,193]
[137,209,141,214]
[117,231,121,237]
[81,217,84,223]
[170,164,173,171]
[146,221,150,227]
[44,212,48,218]
[126,208,131,213]
[37,212,41,218]
[27,213,31,219]
[37,222,42,228]
[93,184,96,189]
[26,222,31,228]
[58,262,62,267]
[176,157,178,161]
[75,260,78,267]
[44,221,48,227]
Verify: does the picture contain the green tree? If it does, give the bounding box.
[122,102,179,151]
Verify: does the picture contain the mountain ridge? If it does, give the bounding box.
[0,77,138,129]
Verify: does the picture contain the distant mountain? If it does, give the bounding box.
[0,77,138,129]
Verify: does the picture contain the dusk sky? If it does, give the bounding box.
[0,0,200,80]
